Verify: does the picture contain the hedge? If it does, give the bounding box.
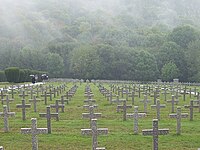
[0,71,7,82]
[5,67,20,83]
[4,67,48,83]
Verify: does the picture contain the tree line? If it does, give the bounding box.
[0,0,200,82]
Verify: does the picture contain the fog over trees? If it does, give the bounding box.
[1,0,200,81]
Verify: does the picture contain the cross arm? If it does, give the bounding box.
[16,104,31,108]
[97,128,108,135]
[21,128,32,134]
[36,128,48,134]
[142,129,169,135]
[83,105,98,109]
[81,129,92,135]
[169,113,188,118]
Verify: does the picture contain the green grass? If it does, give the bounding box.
[0,82,200,149]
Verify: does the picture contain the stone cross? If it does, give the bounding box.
[161,87,169,101]
[35,87,40,97]
[150,90,160,105]
[189,87,192,98]
[175,89,181,100]
[194,92,200,100]
[184,100,199,121]
[1,95,14,112]
[28,88,36,100]
[9,85,17,98]
[29,96,42,112]
[194,87,198,96]
[83,104,98,110]
[81,119,108,150]
[169,107,188,135]
[0,91,6,100]
[50,100,64,120]
[41,91,51,105]
[180,86,188,101]
[47,89,53,101]
[82,106,102,127]
[0,105,15,132]
[85,93,94,99]
[117,100,132,121]
[128,91,138,105]
[21,118,47,150]
[126,106,146,134]
[84,99,96,105]
[137,85,141,98]
[151,100,166,121]
[16,99,31,120]
[53,88,57,98]
[124,90,130,101]
[57,95,69,108]
[111,95,124,105]
[39,106,58,134]
[167,95,179,113]
[19,91,29,100]
[106,91,114,102]
[140,95,151,113]
[142,119,169,150]
[193,99,200,113]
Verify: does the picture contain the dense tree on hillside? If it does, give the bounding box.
[161,62,180,82]
[45,53,64,77]
[156,42,188,81]
[69,45,102,79]
[168,25,199,49]
[1,0,200,81]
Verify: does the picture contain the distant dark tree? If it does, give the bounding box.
[70,45,102,79]
[161,62,180,82]
[168,25,199,49]
[156,42,187,81]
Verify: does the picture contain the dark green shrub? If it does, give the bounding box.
[19,69,26,83]
[5,67,20,83]
[23,69,32,82]
[0,71,7,82]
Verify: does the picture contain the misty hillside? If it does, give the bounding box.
[1,0,200,82]
[1,0,200,48]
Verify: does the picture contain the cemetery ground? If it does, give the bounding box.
[0,82,200,149]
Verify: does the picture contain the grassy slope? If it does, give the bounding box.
[0,82,200,150]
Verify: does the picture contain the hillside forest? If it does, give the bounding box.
[1,0,200,82]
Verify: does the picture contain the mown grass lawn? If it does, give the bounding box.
[0,82,200,150]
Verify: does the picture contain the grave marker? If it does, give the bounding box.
[0,91,6,100]
[142,119,169,150]
[140,95,151,113]
[29,96,42,112]
[41,91,51,105]
[0,105,15,132]
[16,99,31,120]
[50,100,64,120]
[39,106,58,134]
[117,100,132,121]
[19,91,29,99]
[151,100,166,121]
[167,95,179,113]
[1,95,14,112]
[81,119,108,150]
[21,118,47,150]
[184,100,199,121]
[169,107,188,134]
[82,106,102,127]
[126,106,146,134]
